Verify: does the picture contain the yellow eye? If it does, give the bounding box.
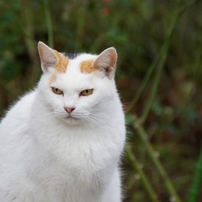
[80,89,93,96]
[51,87,63,95]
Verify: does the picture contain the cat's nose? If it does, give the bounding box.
[64,107,75,114]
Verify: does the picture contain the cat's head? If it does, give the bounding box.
[37,42,118,125]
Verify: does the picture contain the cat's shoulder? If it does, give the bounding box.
[11,90,36,110]
[1,90,36,124]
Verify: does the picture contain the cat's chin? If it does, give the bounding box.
[63,117,80,125]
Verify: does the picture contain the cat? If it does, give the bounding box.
[0,42,126,202]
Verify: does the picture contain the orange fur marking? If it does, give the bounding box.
[49,71,57,84]
[80,60,96,73]
[53,50,69,73]
[48,51,69,84]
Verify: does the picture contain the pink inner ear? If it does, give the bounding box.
[42,57,58,69]
[38,42,58,72]
[94,47,117,78]
[104,66,110,73]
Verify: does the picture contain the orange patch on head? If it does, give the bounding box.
[53,50,69,73]
[49,71,57,84]
[80,60,96,73]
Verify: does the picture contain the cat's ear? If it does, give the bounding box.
[38,42,58,73]
[94,47,117,79]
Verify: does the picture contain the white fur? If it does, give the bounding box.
[0,44,126,202]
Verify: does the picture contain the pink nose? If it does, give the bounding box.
[64,107,75,114]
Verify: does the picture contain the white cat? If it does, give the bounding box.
[0,42,126,202]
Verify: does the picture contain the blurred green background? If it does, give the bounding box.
[0,0,202,201]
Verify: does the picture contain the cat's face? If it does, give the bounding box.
[38,42,118,125]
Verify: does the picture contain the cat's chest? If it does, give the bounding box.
[32,125,119,170]
[28,134,114,193]
[56,132,116,170]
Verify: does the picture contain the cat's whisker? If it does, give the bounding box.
[86,114,101,125]
[40,111,56,119]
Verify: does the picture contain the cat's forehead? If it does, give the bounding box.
[49,68,94,93]
[49,53,98,85]
[59,53,98,73]
[68,54,98,73]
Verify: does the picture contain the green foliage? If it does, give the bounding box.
[0,0,202,201]
[189,149,202,202]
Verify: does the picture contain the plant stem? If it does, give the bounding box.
[126,35,169,114]
[125,59,157,114]
[126,15,175,115]
[134,119,182,202]
[75,2,87,51]
[43,0,54,48]
[126,146,160,202]
[20,0,39,86]
[140,10,183,123]
[126,0,197,118]
[189,149,202,202]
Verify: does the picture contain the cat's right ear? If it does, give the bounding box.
[38,42,58,73]
[94,47,117,79]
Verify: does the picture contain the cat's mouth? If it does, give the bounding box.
[66,116,77,120]
[65,115,79,121]
[64,115,80,125]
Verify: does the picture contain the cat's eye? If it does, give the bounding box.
[51,87,63,95]
[80,89,94,96]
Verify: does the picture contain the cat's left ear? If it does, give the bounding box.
[94,47,117,79]
[38,41,58,73]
